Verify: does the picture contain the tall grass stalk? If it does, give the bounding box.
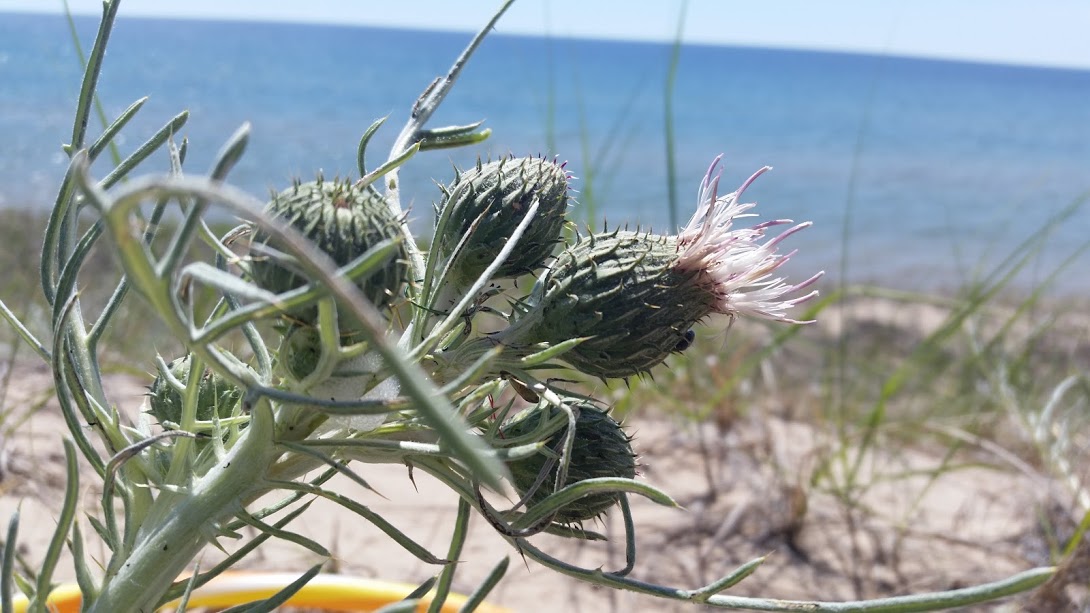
[663,0,688,230]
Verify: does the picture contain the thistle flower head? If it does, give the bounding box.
[500,401,636,524]
[511,156,822,379]
[249,176,410,325]
[435,155,571,285]
[147,355,242,426]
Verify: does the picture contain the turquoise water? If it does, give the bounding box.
[2,12,1088,293]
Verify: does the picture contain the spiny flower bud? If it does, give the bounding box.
[148,355,241,426]
[250,176,409,325]
[500,401,635,524]
[522,230,709,378]
[435,156,570,285]
[505,156,823,379]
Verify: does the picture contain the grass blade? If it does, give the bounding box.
[28,441,80,612]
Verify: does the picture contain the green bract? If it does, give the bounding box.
[148,355,242,425]
[279,324,323,382]
[500,401,635,524]
[519,230,716,379]
[435,156,570,285]
[250,177,409,325]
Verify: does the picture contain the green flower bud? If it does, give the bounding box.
[435,156,570,285]
[521,230,709,379]
[502,158,822,379]
[500,401,635,524]
[148,355,242,426]
[250,176,409,325]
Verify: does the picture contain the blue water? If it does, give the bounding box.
[2,12,1089,294]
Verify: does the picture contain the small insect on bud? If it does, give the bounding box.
[499,401,636,524]
[673,328,696,353]
[506,156,823,379]
[435,156,570,285]
[148,355,242,426]
[249,177,409,326]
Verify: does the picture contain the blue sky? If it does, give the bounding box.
[2,0,1089,70]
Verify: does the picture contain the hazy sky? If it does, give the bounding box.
[3,0,1089,70]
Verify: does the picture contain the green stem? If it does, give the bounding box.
[86,400,279,613]
[519,536,1053,611]
[427,499,471,613]
[384,0,517,292]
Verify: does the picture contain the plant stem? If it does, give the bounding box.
[87,401,279,613]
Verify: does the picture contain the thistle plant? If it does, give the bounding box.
[0,1,1059,611]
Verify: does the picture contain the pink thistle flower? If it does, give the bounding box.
[676,155,823,324]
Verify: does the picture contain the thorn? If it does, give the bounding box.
[406,462,418,492]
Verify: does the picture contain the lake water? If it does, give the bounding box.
[1,12,1088,294]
